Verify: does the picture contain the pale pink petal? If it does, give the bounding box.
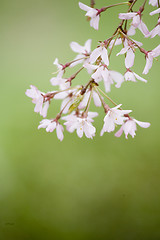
[40,101,49,118]
[46,121,56,132]
[150,25,160,38]
[132,15,140,28]
[84,39,92,53]
[88,111,98,119]
[125,48,135,68]
[134,119,150,128]
[150,8,160,16]
[70,42,85,53]
[138,21,150,36]
[115,125,124,137]
[101,47,109,66]
[152,44,160,57]
[92,91,101,107]
[143,56,153,74]
[110,71,124,88]
[119,12,137,20]
[116,46,129,56]
[124,71,136,82]
[90,15,100,30]
[78,92,90,109]
[77,127,83,138]
[133,72,147,83]
[56,124,64,141]
[90,47,101,63]
[127,25,136,36]
[79,2,91,12]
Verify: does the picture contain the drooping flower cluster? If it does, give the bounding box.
[26,0,160,141]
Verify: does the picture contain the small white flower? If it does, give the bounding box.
[50,58,65,86]
[143,44,160,74]
[88,64,124,92]
[116,39,142,69]
[38,119,64,141]
[79,2,100,30]
[70,39,92,67]
[124,70,147,83]
[119,12,149,36]
[115,119,150,139]
[90,44,109,66]
[100,104,132,136]
[63,112,98,139]
[25,85,49,118]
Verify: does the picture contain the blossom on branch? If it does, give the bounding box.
[115,119,150,139]
[100,104,132,135]
[79,2,100,30]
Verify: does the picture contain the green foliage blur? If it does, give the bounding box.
[1,0,160,239]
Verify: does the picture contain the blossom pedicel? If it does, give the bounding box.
[26,0,159,141]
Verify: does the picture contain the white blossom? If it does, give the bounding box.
[90,45,109,66]
[79,2,100,30]
[115,119,150,139]
[38,119,64,141]
[119,12,149,36]
[143,44,160,74]
[70,39,92,67]
[116,39,142,69]
[100,104,132,136]
[62,112,98,139]
[124,70,147,83]
[25,85,49,118]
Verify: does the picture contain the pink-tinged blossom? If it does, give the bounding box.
[116,39,142,69]
[150,19,160,38]
[90,44,109,66]
[70,39,92,67]
[149,0,158,6]
[79,2,100,30]
[25,85,49,118]
[119,12,149,36]
[150,8,160,16]
[124,70,147,83]
[143,44,160,74]
[100,104,132,136]
[84,63,124,92]
[62,112,98,139]
[50,58,65,86]
[115,119,150,139]
[38,119,64,141]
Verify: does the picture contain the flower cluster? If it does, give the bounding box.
[26,0,160,141]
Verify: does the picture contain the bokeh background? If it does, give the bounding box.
[1,0,160,239]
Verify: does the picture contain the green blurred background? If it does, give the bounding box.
[1,0,160,239]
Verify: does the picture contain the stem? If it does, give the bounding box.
[80,79,93,95]
[108,33,119,59]
[94,87,108,112]
[66,67,84,84]
[96,86,122,109]
[83,89,93,115]
[103,2,129,11]
[140,0,147,12]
